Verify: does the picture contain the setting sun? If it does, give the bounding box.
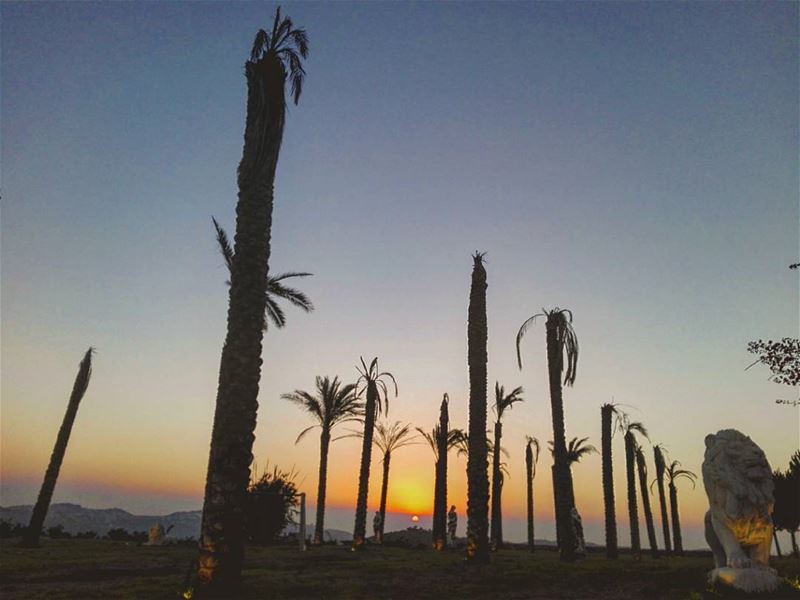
[411,515,419,523]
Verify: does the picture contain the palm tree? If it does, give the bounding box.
[490,383,524,550]
[198,8,308,589]
[417,421,462,550]
[635,445,659,558]
[352,357,397,550]
[621,417,648,558]
[652,444,672,554]
[601,403,620,559]
[525,436,540,553]
[666,460,696,555]
[548,436,597,517]
[373,421,417,544]
[517,307,579,561]
[466,252,489,563]
[22,348,93,548]
[213,218,313,329]
[282,376,362,545]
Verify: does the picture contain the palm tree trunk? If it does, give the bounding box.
[313,430,330,545]
[433,398,449,550]
[546,319,577,562]
[773,529,782,558]
[466,254,489,563]
[552,464,561,549]
[198,55,284,590]
[669,482,683,555]
[526,444,534,553]
[653,447,672,555]
[377,452,390,544]
[624,432,640,557]
[352,382,378,550]
[601,404,617,559]
[636,450,659,558]
[22,349,93,548]
[791,530,799,558]
[490,421,503,550]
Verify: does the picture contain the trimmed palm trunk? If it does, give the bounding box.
[22,349,93,548]
[624,432,641,557]
[433,397,449,550]
[313,430,330,545]
[490,421,503,549]
[526,442,535,552]
[552,464,561,549]
[601,404,618,559]
[466,253,489,563]
[653,446,672,554]
[669,482,684,555]
[352,381,378,549]
[792,532,799,558]
[636,447,659,558]
[377,452,390,544]
[773,530,783,558]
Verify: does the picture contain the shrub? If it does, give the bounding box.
[245,463,299,545]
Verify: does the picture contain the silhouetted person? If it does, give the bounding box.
[447,505,458,545]
[373,510,382,540]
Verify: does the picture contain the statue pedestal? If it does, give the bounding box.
[708,567,781,594]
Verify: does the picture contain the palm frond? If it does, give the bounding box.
[212,218,234,275]
[515,314,543,369]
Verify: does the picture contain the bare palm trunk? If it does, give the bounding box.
[624,432,640,557]
[669,482,683,555]
[198,54,284,591]
[490,421,503,550]
[313,430,330,545]
[433,399,449,550]
[22,349,93,548]
[601,404,617,559]
[636,450,659,558]
[791,531,799,558]
[352,382,378,550]
[526,443,535,553]
[466,254,489,563]
[653,447,672,555]
[377,452,390,544]
[773,529,782,558]
[552,464,561,550]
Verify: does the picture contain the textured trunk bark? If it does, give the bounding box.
[653,448,672,555]
[23,349,93,548]
[352,382,377,550]
[526,443,535,553]
[313,431,331,545]
[552,464,561,550]
[601,405,617,559]
[490,421,503,550]
[636,450,659,558]
[198,55,284,592]
[377,452,390,544]
[670,483,683,555]
[466,255,489,563]
[624,433,640,557]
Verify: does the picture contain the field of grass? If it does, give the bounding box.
[1,538,799,599]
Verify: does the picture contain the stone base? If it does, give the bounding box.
[708,566,782,594]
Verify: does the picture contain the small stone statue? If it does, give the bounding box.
[147,523,165,546]
[372,510,383,541]
[447,505,457,545]
[571,507,586,557]
[702,429,781,593]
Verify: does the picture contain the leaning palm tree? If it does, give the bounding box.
[352,357,397,550]
[517,307,579,561]
[621,417,648,558]
[213,218,313,329]
[601,403,621,559]
[666,460,696,555]
[466,252,490,563]
[652,444,672,554]
[635,445,659,558]
[198,8,308,590]
[283,376,362,545]
[22,348,93,548]
[490,383,524,550]
[373,421,417,544]
[525,436,540,553]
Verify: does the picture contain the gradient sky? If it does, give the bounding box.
[2,2,798,549]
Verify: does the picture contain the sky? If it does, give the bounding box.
[1,2,798,550]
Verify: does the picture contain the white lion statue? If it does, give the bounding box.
[702,429,779,593]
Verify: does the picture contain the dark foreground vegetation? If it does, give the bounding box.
[1,539,799,600]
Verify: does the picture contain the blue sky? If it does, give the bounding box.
[1,2,797,548]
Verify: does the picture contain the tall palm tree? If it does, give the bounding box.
[548,436,597,515]
[601,403,621,559]
[373,421,417,544]
[198,8,308,590]
[621,417,648,558]
[490,383,524,550]
[213,218,313,329]
[283,376,362,545]
[22,348,93,548]
[666,460,696,555]
[525,436,540,553]
[635,445,659,558]
[466,252,489,563]
[352,357,397,550]
[517,307,579,561]
[417,421,462,550]
[652,444,672,554]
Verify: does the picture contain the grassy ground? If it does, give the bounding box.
[1,538,799,599]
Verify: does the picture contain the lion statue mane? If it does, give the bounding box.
[702,429,775,587]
